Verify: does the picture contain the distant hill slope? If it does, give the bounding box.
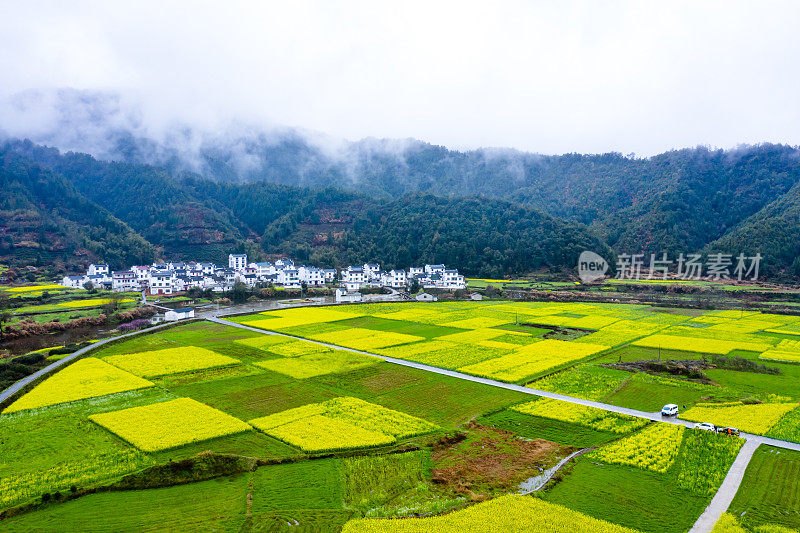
[0,149,155,271]
[4,91,800,275]
[1,141,610,277]
[706,181,800,278]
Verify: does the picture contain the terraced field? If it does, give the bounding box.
[2,301,800,531]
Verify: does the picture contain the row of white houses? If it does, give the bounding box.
[61,254,466,295]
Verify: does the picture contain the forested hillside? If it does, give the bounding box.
[706,180,800,278]
[0,149,155,271]
[0,141,609,277]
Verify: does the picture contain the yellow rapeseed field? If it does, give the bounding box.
[262,415,395,453]
[249,397,438,452]
[680,402,797,435]
[341,494,641,532]
[758,340,800,363]
[89,398,251,452]
[310,328,424,350]
[3,358,153,413]
[3,284,68,292]
[511,398,647,434]
[56,298,135,308]
[234,335,293,350]
[458,339,608,382]
[103,346,240,378]
[590,423,685,473]
[254,350,378,379]
[632,334,771,355]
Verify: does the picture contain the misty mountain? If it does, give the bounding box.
[3,89,800,278]
[0,149,155,271]
[1,140,609,277]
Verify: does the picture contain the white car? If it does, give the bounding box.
[661,404,679,417]
[695,422,717,432]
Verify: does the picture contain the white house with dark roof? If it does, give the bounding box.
[298,266,325,286]
[228,254,247,271]
[250,262,275,277]
[88,264,109,276]
[323,269,337,282]
[112,270,138,292]
[424,264,446,276]
[277,267,300,288]
[363,263,381,280]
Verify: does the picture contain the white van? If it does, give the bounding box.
[661,404,679,417]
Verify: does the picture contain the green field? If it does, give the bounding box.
[3,301,800,531]
[728,446,800,531]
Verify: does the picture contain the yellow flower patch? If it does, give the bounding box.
[310,328,424,350]
[267,340,333,358]
[103,346,240,378]
[246,307,365,330]
[3,284,68,292]
[249,397,438,452]
[436,328,518,344]
[632,334,771,354]
[253,350,378,379]
[89,398,251,452]
[759,340,800,363]
[263,415,395,453]
[445,317,512,329]
[681,402,797,435]
[377,340,511,369]
[458,339,609,382]
[3,358,153,413]
[590,423,685,473]
[56,298,135,308]
[341,494,641,533]
[511,398,647,434]
[234,335,293,350]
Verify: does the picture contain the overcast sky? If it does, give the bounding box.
[1,0,799,155]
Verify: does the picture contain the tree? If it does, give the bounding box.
[229,281,249,304]
[409,278,420,294]
[83,280,95,292]
[0,311,10,341]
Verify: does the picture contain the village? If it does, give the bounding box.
[60,254,467,303]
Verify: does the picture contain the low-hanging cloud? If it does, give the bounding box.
[1,1,800,156]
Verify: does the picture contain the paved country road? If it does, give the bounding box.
[688,439,760,533]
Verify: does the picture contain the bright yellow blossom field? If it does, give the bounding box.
[103,346,240,378]
[249,397,438,453]
[89,398,251,452]
[589,423,685,473]
[3,358,153,413]
[458,339,609,382]
[511,398,647,434]
[680,402,797,435]
[341,494,641,533]
[253,349,378,379]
